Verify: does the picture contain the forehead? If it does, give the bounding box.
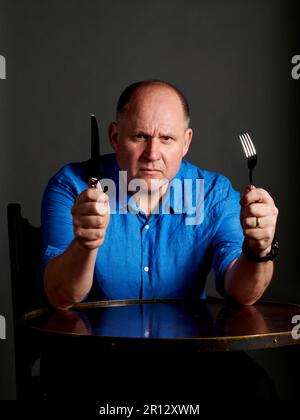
[121,86,186,131]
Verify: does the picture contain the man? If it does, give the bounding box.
[40,80,279,400]
[40,80,278,310]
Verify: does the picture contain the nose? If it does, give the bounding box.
[143,138,161,161]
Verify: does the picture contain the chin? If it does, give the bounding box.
[146,177,169,194]
[128,171,168,192]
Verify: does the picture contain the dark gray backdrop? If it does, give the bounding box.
[0,0,299,400]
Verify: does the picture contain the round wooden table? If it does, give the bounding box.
[21,298,300,352]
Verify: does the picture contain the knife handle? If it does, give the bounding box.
[88,177,99,189]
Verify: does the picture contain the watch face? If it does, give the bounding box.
[272,238,279,257]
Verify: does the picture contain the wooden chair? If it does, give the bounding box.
[7,203,45,399]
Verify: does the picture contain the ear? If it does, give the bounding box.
[182,128,193,158]
[108,122,119,152]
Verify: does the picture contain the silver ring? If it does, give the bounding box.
[256,217,261,228]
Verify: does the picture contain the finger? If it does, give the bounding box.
[243,227,275,241]
[76,188,109,205]
[240,187,274,207]
[241,215,276,230]
[74,215,107,229]
[72,201,110,216]
[75,227,107,242]
[77,239,104,250]
[241,203,276,218]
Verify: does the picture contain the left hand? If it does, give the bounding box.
[240,186,279,257]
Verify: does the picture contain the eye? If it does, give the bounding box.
[133,133,147,141]
[161,136,173,143]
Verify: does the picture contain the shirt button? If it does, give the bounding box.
[144,224,149,230]
[144,266,149,272]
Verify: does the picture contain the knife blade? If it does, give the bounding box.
[88,114,101,189]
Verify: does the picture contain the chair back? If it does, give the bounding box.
[7,203,42,318]
[7,203,44,399]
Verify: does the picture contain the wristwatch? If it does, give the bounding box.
[242,235,279,262]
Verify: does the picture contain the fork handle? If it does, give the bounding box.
[249,168,254,186]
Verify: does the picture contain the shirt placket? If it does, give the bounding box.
[138,212,151,299]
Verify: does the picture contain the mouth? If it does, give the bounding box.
[139,168,162,174]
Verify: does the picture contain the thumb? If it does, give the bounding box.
[245,184,255,193]
[240,185,255,206]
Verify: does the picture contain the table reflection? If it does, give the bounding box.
[38,299,296,339]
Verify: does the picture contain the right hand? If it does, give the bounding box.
[71,181,110,250]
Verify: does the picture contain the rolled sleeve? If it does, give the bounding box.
[36,168,78,297]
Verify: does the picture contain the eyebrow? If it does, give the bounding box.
[134,130,176,138]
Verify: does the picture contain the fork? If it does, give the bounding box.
[238,132,257,186]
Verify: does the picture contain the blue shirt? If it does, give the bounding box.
[39,154,243,301]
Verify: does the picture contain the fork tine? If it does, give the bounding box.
[239,135,248,157]
[243,133,253,157]
[238,132,257,186]
[244,133,256,157]
[245,132,256,156]
[240,134,251,158]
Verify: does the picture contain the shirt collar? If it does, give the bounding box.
[101,155,199,216]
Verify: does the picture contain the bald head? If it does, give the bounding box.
[109,80,193,190]
[116,80,190,128]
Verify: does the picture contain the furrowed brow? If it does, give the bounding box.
[160,132,175,138]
